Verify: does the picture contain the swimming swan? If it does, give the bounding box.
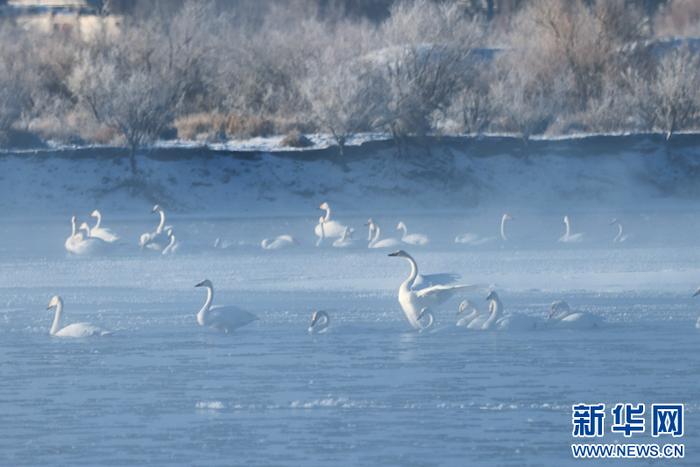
[610,219,629,243]
[368,219,402,249]
[194,279,258,333]
[332,226,354,248]
[46,295,110,337]
[468,291,538,331]
[547,300,603,329]
[308,310,330,334]
[89,209,120,243]
[139,204,171,251]
[396,221,429,246]
[455,213,512,245]
[64,215,85,253]
[456,300,480,327]
[261,235,297,250]
[388,250,480,330]
[314,202,347,242]
[559,215,584,243]
[162,229,179,255]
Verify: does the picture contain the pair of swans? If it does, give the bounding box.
[45,295,111,337]
[315,202,349,246]
[64,209,120,254]
[139,205,174,251]
[367,219,402,249]
[456,291,540,331]
[317,217,355,248]
[455,213,512,245]
[388,250,480,330]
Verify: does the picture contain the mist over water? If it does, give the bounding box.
[1,210,699,466]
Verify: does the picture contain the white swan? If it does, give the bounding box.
[139,204,171,251]
[396,221,429,246]
[65,217,106,255]
[162,229,179,255]
[368,219,402,249]
[195,279,258,333]
[333,226,354,248]
[314,202,347,242]
[468,291,539,331]
[64,215,85,253]
[455,213,512,245]
[547,300,603,329]
[559,215,584,243]
[610,219,629,243]
[46,295,110,338]
[308,310,330,334]
[89,209,119,243]
[455,299,480,327]
[388,250,480,330]
[261,234,297,250]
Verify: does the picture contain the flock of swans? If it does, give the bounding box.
[64,201,631,257]
[49,201,694,338]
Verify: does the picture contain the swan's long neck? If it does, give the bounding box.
[398,224,408,239]
[197,286,213,326]
[367,223,374,241]
[317,220,325,246]
[322,206,331,222]
[164,235,176,253]
[93,211,102,229]
[484,297,502,329]
[500,216,508,241]
[402,255,419,291]
[317,312,329,331]
[370,226,382,246]
[564,218,571,237]
[156,210,165,234]
[81,225,91,237]
[70,218,77,237]
[614,223,623,242]
[50,299,63,335]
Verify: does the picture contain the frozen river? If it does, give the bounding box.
[0,212,699,465]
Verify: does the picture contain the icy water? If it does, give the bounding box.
[1,213,699,466]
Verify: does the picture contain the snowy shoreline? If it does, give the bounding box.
[0,133,699,218]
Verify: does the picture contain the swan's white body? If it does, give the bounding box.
[195,280,258,333]
[46,295,109,338]
[333,227,354,248]
[314,202,348,243]
[65,217,106,255]
[140,205,172,251]
[368,219,402,249]
[456,300,480,327]
[559,215,584,243]
[388,250,479,330]
[547,301,603,329]
[468,291,539,331]
[397,222,429,246]
[610,219,629,243]
[455,213,512,245]
[308,310,330,334]
[90,210,119,243]
[261,235,296,250]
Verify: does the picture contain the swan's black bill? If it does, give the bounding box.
[195,280,207,288]
[388,251,400,257]
[693,289,700,297]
